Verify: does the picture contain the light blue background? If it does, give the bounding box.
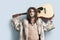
[0,0,60,40]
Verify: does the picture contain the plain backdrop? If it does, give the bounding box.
[0,0,60,40]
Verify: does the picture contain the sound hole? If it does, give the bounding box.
[37,7,43,13]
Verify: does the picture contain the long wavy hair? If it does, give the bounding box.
[27,7,37,24]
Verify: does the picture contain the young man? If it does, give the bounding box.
[12,7,45,40]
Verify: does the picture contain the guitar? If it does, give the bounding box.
[12,4,54,19]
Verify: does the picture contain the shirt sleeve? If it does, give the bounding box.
[43,20,55,32]
[36,18,43,35]
[23,19,28,40]
[11,17,23,31]
[36,18,45,40]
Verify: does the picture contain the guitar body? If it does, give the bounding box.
[37,4,54,19]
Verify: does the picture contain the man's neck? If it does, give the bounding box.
[31,17,35,24]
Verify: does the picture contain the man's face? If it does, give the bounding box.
[29,9,35,17]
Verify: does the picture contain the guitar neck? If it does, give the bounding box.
[12,13,27,18]
[19,13,27,15]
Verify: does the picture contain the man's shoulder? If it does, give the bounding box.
[36,18,43,24]
[23,19,28,24]
[37,18,42,22]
